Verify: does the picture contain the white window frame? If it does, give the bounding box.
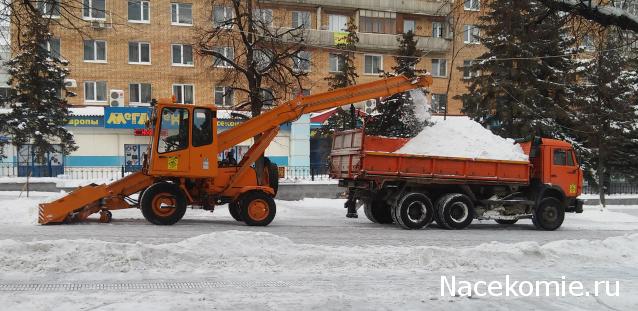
[364,54,383,75]
[83,40,107,63]
[463,24,480,44]
[464,0,480,11]
[128,0,150,23]
[83,0,106,20]
[171,2,193,26]
[328,14,348,32]
[39,0,61,18]
[432,22,443,38]
[213,47,234,68]
[463,59,480,79]
[293,51,311,73]
[328,53,345,72]
[129,83,152,105]
[214,86,234,107]
[254,8,273,27]
[431,59,447,77]
[292,11,311,29]
[172,84,195,104]
[582,35,595,52]
[84,81,107,103]
[171,44,194,66]
[432,94,447,113]
[128,41,151,65]
[213,5,233,28]
[403,19,416,33]
[44,38,61,59]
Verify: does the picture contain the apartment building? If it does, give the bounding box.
[36,0,486,115]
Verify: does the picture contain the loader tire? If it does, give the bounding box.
[393,192,434,230]
[141,183,187,225]
[239,191,276,226]
[228,202,242,221]
[263,157,279,196]
[495,219,518,225]
[533,197,564,231]
[363,198,393,224]
[436,193,474,230]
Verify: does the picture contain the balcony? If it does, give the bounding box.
[267,0,451,16]
[302,29,450,53]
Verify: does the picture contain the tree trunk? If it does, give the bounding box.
[598,148,606,210]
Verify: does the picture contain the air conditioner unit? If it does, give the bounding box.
[364,99,377,115]
[91,20,107,29]
[64,79,77,88]
[109,89,125,107]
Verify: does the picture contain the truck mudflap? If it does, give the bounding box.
[566,198,584,213]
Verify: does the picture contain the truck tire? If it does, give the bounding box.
[263,157,279,196]
[495,219,518,225]
[141,182,187,225]
[363,199,393,224]
[393,192,434,229]
[533,197,564,231]
[239,191,276,226]
[436,193,474,230]
[228,202,242,221]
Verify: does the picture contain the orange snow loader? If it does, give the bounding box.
[330,130,584,230]
[39,74,433,226]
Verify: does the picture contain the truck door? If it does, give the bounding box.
[150,106,191,175]
[189,108,218,178]
[550,147,580,197]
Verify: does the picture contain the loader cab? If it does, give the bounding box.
[147,101,218,178]
[535,139,583,198]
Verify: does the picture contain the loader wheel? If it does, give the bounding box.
[239,191,276,226]
[533,197,564,231]
[436,193,474,230]
[99,210,112,223]
[392,192,434,230]
[141,183,187,225]
[263,157,279,195]
[495,219,518,225]
[363,198,393,224]
[228,202,242,222]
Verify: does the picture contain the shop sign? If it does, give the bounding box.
[104,107,152,129]
[67,116,103,127]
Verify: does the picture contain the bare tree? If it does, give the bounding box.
[196,0,309,117]
[538,0,638,32]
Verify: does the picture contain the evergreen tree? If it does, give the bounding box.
[365,31,426,138]
[316,18,359,136]
[460,0,577,140]
[0,17,76,161]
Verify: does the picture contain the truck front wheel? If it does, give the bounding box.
[141,182,187,225]
[533,197,565,231]
[239,191,276,226]
[392,192,434,229]
[436,193,474,230]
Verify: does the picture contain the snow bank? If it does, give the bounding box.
[397,117,528,161]
[0,231,636,275]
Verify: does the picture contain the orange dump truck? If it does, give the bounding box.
[330,129,584,230]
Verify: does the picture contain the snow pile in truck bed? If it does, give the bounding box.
[397,117,528,161]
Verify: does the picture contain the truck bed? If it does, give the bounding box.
[329,129,530,185]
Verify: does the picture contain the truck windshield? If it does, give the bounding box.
[158,107,189,153]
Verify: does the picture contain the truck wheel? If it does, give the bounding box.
[263,157,279,196]
[393,192,434,229]
[239,191,276,226]
[533,197,564,231]
[495,219,518,225]
[141,182,187,225]
[228,202,242,221]
[436,193,474,230]
[363,199,393,224]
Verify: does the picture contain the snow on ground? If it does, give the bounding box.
[396,117,529,161]
[1,193,637,310]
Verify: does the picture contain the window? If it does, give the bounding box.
[463,24,480,44]
[292,11,311,28]
[213,6,233,28]
[129,83,152,104]
[173,84,194,104]
[83,0,106,19]
[293,51,311,72]
[41,38,61,59]
[254,49,272,71]
[364,54,383,74]
[359,10,396,34]
[129,42,150,64]
[432,22,444,38]
[553,149,575,166]
[193,108,214,147]
[253,9,273,26]
[158,107,189,153]
[38,0,60,17]
[0,87,15,100]
[213,47,234,68]
[329,53,345,72]
[464,0,480,11]
[172,44,193,66]
[582,35,595,51]
[128,0,149,23]
[328,14,348,32]
[83,40,107,62]
[171,2,193,25]
[403,19,416,33]
[260,89,274,106]
[214,86,233,107]
[431,59,447,77]
[463,60,479,79]
[84,81,107,102]
[432,94,447,113]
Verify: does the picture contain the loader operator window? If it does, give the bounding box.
[192,108,213,147]
[158,107,189,153]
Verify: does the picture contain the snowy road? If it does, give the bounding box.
[1,192,637,310]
